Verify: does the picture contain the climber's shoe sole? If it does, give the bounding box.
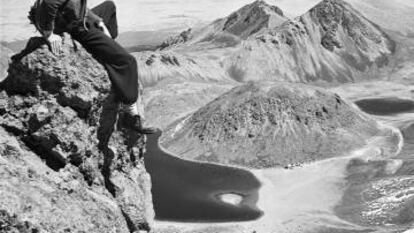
[135,126,158,135]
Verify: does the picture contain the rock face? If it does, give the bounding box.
[0,128,130,232]
[0,36,154,232]
[138,0,395,86]
[161,82,382,168]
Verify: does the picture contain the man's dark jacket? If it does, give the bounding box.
[35,0,102,34]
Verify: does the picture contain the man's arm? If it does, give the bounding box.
[41,0,68,36]
[86,10,110,37]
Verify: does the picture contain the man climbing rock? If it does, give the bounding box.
[26,0,156,138]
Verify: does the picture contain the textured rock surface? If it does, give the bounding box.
[0,127,130,232]
[161,82,382,168]
[0,36,154,232]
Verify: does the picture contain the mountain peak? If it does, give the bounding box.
[221,0,286,38]
[303,0,395,52]
[310,0,354,21]
[157,0,287,48]
[249,0,284,15]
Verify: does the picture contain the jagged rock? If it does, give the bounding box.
[161,82,384,168]
[0,209,39,233]
[0,35,153,232]
[159,28,193,50]
[0,127,132,232]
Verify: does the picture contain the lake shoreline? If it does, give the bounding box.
[144,130,263,223]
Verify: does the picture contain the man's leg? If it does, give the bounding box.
[91,0,118,39]
[71,28,156,134]
[72,28,138,104]
[89,1,142,119]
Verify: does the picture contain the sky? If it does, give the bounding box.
[1,0,413,42]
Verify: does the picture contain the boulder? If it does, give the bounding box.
[0,35,153,232]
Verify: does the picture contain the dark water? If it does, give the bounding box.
[355,97,414,116]
[144,131,263,222]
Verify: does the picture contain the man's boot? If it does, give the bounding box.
[123,101,157,134]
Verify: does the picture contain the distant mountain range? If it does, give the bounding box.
[135,0,396,86]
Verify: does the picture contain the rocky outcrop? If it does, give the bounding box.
[161,82,383,168]
[159,28,193,50]
[0,127,130,232]
[0,36,153,232]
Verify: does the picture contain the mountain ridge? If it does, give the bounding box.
[137,0,395,86]
[227,0,396,82]
[158,0,288,49]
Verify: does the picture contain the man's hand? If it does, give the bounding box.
[98,21,111,38]
[45,33,63,54]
